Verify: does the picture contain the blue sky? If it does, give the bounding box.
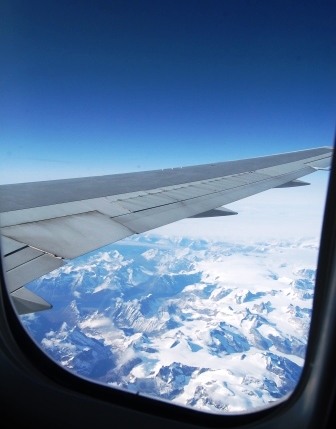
[1,0,335,184]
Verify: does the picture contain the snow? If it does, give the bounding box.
[19,233,318,413]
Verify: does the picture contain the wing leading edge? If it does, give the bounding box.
[0,146,333,314]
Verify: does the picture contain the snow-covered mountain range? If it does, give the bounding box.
[20,234,318,413]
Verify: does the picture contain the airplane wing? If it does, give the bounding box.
[0,146,333,315]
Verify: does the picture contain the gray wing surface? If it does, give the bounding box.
[0,147,332,314]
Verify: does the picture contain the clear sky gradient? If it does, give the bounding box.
[1,0,335,184]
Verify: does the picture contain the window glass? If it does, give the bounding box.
[1,0,335,414]
[15,175,329,412]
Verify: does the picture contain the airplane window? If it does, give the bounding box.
[1,0,335,417]
[6,174,329,413]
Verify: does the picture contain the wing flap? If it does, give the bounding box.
[3,246,44,271]
[0,198,132,228]
[2,211,135,260]
[5,253,64,293]
[1,236,28,254]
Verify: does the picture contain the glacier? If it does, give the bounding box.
[19,234,318,413]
